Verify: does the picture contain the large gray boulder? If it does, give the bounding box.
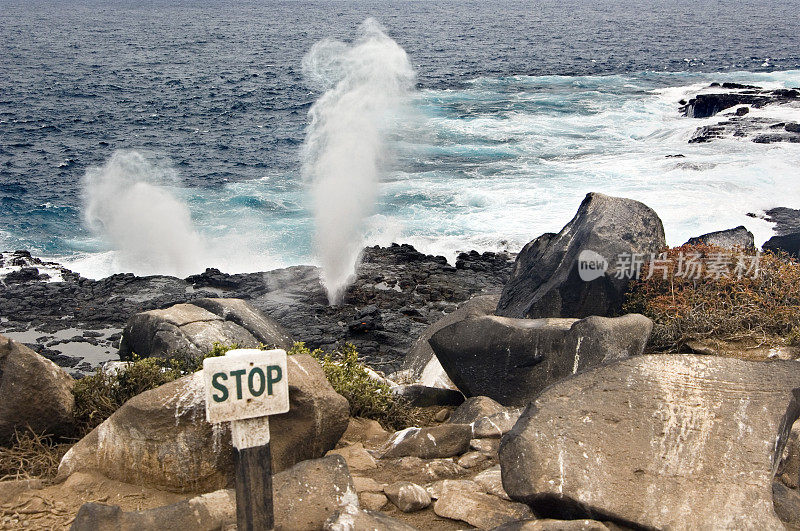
[685,225,755,250]
[405,295,499,389]
[118,298,293,360]
[499,354,800,530]
[429,313,652,405]
[58,354,349,492]
[0,334,74,441]
[71,455,357,531]
[496,193,665,319]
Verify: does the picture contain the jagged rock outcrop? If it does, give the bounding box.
[499,354,800,529]
[496,193,665,319]
[0,334,74,441]
[58,354,349,491]
[118,298,293,360]
[685,225,755,250]
[404,295,499,389]
[429,313,652,405]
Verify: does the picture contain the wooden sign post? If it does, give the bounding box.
[203,348,290,531]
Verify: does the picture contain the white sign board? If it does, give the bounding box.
[203,349,290,424]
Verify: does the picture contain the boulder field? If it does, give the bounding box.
[2,191,800,529]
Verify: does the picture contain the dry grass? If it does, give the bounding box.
[624,244,800,351]
[0,428,72,482]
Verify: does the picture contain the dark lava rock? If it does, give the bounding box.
[496,192,665,319]
[685,225,755,250]
[429,313,652,406]
[0,244,513,373]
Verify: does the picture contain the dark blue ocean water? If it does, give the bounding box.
[2,0,800,277]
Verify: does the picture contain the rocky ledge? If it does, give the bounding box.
[679,82,800,143]
[0,245,514,375]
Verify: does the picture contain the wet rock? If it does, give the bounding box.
[499,354,800,529]
[0,334,74,441]
[764,233,800,258]
[430,313,652,405]
[685,225,755,250]
[58,354,348,491]
[496,193,665,319]
[434,490,533,529]
[384,481,431,512]
[380,424,472,459]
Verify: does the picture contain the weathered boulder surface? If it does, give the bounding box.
[405,295,499,389]
[434,490,533,529]
[384,481,431,512]
[118,298,293,360]
[325,506,419,531]
[70,455,357,531]
[380,424,472,459]
[490,519,610,531]
[496,193,665,319]
[499,354,800,530]
[71,489,236,531]
[0,334,74,441]
[449,396,506,425]
[473,409,522,439]
[58,354,349,492]
[430,313,652,405]
[685,225,755,250]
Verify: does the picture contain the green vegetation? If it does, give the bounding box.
[289,342,416,429]
[6,340,417,480]
[72,343,236,436]
[624,245,800,351]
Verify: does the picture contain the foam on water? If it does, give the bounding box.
[12,69,800,279]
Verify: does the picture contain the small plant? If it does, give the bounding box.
[624,245,800,351]
[289,342,416,429]
[72,342,235,436]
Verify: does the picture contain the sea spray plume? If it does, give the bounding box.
[83,150,205,277]
[301,18,416,304]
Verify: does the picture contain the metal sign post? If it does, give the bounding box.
[203,349,290,531]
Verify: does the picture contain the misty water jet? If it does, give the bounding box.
[301,18,416,304]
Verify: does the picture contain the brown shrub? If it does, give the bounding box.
[624,244,800,351]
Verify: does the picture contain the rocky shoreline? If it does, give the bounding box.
[0,245,514,376]
[680,82,800,143]
[3,191,800,530]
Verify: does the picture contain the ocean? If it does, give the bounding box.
[2,0,800,280]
